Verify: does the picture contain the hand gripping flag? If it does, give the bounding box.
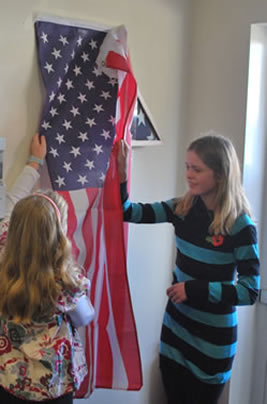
[35,19,142,397]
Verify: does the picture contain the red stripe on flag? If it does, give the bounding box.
[102,151,142,389]
[106,51,132,73]
[95,264,114,387]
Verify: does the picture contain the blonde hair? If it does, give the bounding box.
[0,191,82,323]
[175,132,251,235]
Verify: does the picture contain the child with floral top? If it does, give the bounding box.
[0,134,94,403]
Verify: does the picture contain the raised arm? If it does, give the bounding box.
[117,139,129,183]
[6,134,46,217]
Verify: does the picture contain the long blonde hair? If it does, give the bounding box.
[175,132,251,235]
[0,190,82,323]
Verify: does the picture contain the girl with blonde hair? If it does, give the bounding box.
[0,134,94,403]
[117,132,260,404]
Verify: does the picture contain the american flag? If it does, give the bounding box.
[35,19,142,396]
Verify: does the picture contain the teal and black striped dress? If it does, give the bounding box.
[121,183,260,385]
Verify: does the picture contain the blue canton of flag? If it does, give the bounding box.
[35,20,118,191]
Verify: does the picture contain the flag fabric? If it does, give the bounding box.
[35,19,142,397]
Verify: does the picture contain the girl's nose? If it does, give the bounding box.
[186,168,193,179]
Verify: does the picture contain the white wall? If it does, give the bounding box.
[1,1,192,403]
[185,1,267,404]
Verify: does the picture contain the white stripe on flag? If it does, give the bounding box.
[115,95,121,125]
[87,189,102,280]
[105,264,128,389]
[69,188,90,267]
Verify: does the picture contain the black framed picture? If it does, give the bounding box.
[131,94,162,146]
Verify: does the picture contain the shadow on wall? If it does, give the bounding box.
[148,353,167,404]
[5,51,42,188]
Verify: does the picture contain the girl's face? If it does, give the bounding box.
[185,150,218,209]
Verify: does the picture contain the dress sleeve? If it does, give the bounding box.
[185,215,260,306]
[56,274,92,311]
[67,295,95,327]
[0,165,40,252]
[120,181,176,224]
[6,165,40,219]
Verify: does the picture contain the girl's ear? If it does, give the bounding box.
[215,172,222,182]
[214,174,223,191]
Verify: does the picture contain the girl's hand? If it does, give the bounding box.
[30,133,47,160]
[27,134,47,170]
[117,139,129,183]
[167,282,187,304]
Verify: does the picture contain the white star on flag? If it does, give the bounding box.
[63,161,72,172]
[93,66,102,77]
[100,130,111,140]
[62,120,72,130]
[55,175,65,187]
[109,115,115,125]
[65,79,74,90]
[85,159,95,170]
[99,172,106,182]
[42,121,52,130]
[49,147,59,158]
[77,93,87,104]
[137,109,146,126]
[78,132,88,142]
[73,65,82,76]
[57,93,66,104]
[93,104,104,113]
[52,48,62,59]
[93,144,103,155]
[59,35,69,46]
[55,133,65,144]
[77,36,83,46]
[85,79,95,90]
[70,106,80,117]
[57,77,62,88]
[85,117,96,127]
[44,62,54,73]
[70,146,81,157]
[49,91,56,102]
[49,107,58,117]
[41,32,48,43]
[89,39,97,49]
[77,175,88,185]
[81,52,89,62]
[100,91,111,100]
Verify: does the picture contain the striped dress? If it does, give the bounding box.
[120,183,260,385]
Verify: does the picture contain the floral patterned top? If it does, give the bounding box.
[0,276,90,401]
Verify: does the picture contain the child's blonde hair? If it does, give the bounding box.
[0,191,82,323]
[175,132,251,235]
